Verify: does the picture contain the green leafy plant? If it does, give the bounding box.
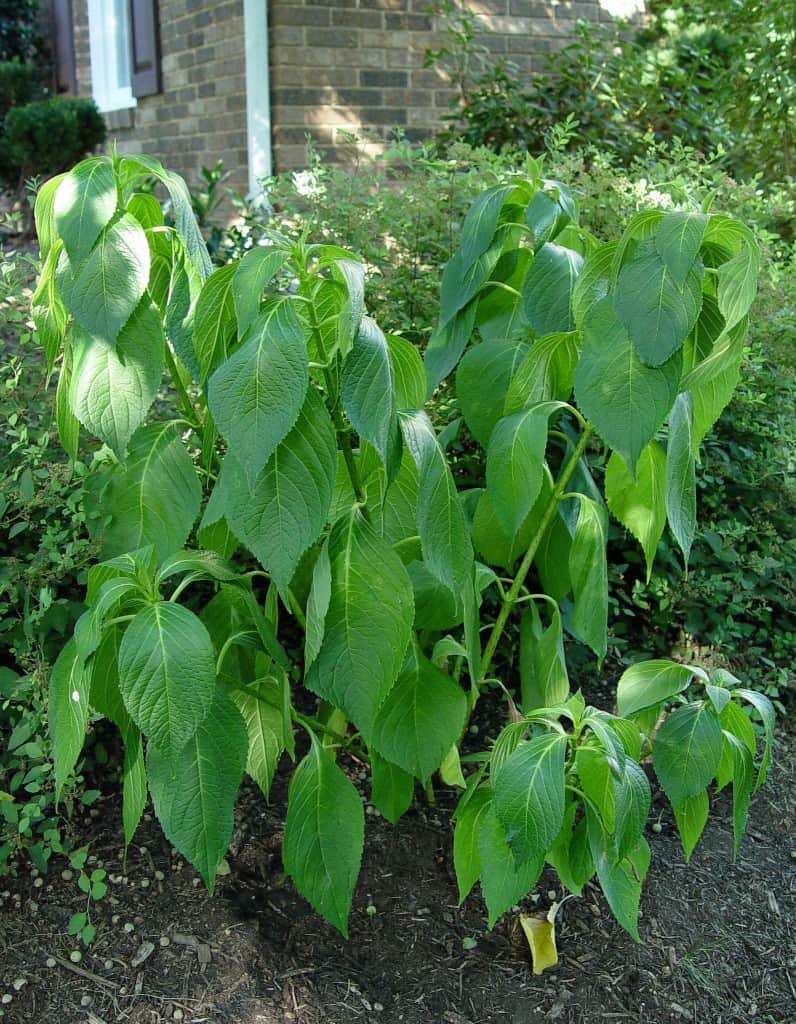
[32,150,773,942]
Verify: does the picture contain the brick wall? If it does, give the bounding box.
[72,0,249,197]
[269,0,614,171]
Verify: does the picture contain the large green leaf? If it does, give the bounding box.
[504,332,579,413]
[440,232,504,327]
[399,410,474,595]
[49,638,90,799]
[576,745,617,832]
[193,263,238,381]
[456,336,530,447]
[522,242,583,334]
[148,690,247,892]
[673,790,709,863]
[53,157,117,263]
[86,422,201,562]
[605,441,667,581]
[232,247,286,338]
[424,300,477,392]
[458,184,513,268]
[208,299,308,479]
[665,392,696,565]
[478,804,542,928]
[683,312,746,447]
[574,298,681,477]
[305,510,414,739]
[370,645,467,783]
[370,752,414,825]
[55,344,80,460]
[655,211,707,287]
[283,732,364,937]
[568,496,608,661]
[486,402,564,536]
[220,386,337,596]
[652,702,722,805]
[493,733,567,866]
[572,242,616,329]
[118,602,216,756]
[231,677,285,800]
[704,216,759,331]
[70,300,164,457]
[616,659,701,717]
[342,317,400,475]
[57,212,150,343]
[386,333,426,410]
[614,252,701,367]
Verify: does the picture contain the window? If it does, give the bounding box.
[87,0,136,112]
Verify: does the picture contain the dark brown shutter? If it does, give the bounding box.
[129,0,162,98]
[50,0,77,96]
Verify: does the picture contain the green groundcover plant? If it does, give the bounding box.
[32,152,773,941]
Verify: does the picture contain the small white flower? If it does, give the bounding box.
[292,170,325,200]
[71,690,80,703]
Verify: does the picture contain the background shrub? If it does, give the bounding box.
[0,96,106,186]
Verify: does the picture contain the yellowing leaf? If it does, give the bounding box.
[519,910,558,975]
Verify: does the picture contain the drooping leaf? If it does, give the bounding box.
[193,262,238,381]
[86,422,201,562]
[673,790,709,863]
[55,345,80,460]
[568,496,608,662]
[574,298,681,477]
[208,299,308,479]
[665,392,697,565]
[331,258,365,356]
[519,599,568,712]
[493,733,568,866]
[283,732,364,937]
[118,602,216,756]
[546,804,593,896]
[370,751,414,825]
[305,510,414,739]
[504,332,579,413]
[616,660,701,718]
[588,815,650,942]
[88,624,127,726]
[57,212,150,343]
[53,157,118,263]
[520,912,558,975]
[31,243,68,372]
[69,300,164,457]
[733,688,775,788]
[342,317,400,475]
[576,745,616,832]
[424,299,477,392]
[122,723,147,850]
[652,702,723,806]
[605,442,667,581]
[220,387,337,596]
[233,247,286,338]
[305,536,332,671]
[655,211,707,287]
[49,638,89,799]
[457,336,530,447]
[453,786,491,903]
[148,691,247,892]
[34,172,67,259]
[370,645,467,783]
[232,677,285,800]
[522,242,583,334]
[386,333,426,410]
[458,184,513,268]
[440,232,504,327]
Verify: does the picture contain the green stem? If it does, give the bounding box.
[477,424,593,687]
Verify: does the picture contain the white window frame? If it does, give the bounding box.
[87,0,137,112]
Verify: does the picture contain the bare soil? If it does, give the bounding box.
[1,721,794,1024]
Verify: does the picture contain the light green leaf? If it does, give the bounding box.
[70,300,164,457]
[220,387,337,596]
[370,751,414,825]
[53,157,117,263]
[31,243,68,371]
[233,247,286,338]
[331,258,365,356]
[546,805,593,896]
[568,496,608,662]
[733,688,775,788]
[684,313,746,448]
[305,537,332,671]
[165,238,202,379]
[478,805,542,928]
[371,645,467,783]
[118,602,216,756]
[400,410,474,594]
[86,422,201,562]
[652,702,722,805]
[457,336,530,447]
[386,333,426,410]
[305,510,414,739]
[486,402,564,536]
[704,216,759,332]
[519,599,568,712]
[74,576,140,661]
[522,242,583,334]
[194,263,238,381]
[728,734,754,857]
[208,299,308,479]
[57,212,150,343]
[574,298,681,477]
[424,300,477,392]
[504,332,579,413]
[576,745,616,833]
[453,786,491,903]
[613,758,651,859]
[88,624,126,726]
[342,317,400,475]
[122,723,147,850]
[34,172,67,258]
[666,392,697,565]
[459,184,513,268]
[493,733,567,866]
[55,345,80,460]
[614,252,701,367]
[49,638,89,799]
[605,442,667,581]
[588,816,650,942]
[128,192,164,230]
[232,677,285,800]
[283,732,364,937]
[616,660,700,718]
[148,691,247,892]
[472,474,553,571]
[673,790,709,863]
